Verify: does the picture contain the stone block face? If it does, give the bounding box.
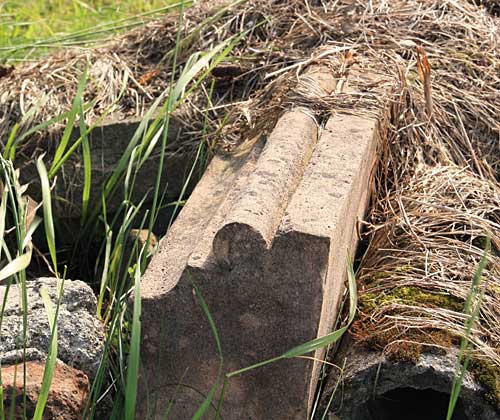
[138,69,379,418]
[20,115,193,218]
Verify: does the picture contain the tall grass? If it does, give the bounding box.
[31,156,63,420]
[0,0,186,62]
[0,155,54,419]
[0,1,250,417]
[446,238,491,420]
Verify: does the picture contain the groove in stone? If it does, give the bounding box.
[212,109,318,265]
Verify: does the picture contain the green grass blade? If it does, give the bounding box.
[79,99,92,224]
[0,186,9,262]
[191,281,224,420]
[3,123,19,160]
[0,183,8,420]
[123,147,137,202]
[8,111,69,156]
[191,381,219,420]
[214,376,230,420]
[0,183,10,420]
[0,245,32,282]
[124,253,142,420]
[97,227,113,320]
[32,287,58,420]
[49,65,88,175]
[446,238,490,420]
[192,282,223,363]
[145,0,186,252]
[36,155,57,271]
[319,358,347,420]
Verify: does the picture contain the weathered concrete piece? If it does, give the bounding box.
[320,342,498,419]
[138,69,379,418]
[213,109,318,266]
[0,277,105,378]
[1,360,89,420]
[20,115,195,218]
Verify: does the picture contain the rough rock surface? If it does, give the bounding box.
[321,341,498,419]
[1,360,89,420]
[0,277,105,378]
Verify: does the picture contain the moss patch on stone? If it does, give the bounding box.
[352,286,463,364]
[470,358,500,412]
[359,286,463,314]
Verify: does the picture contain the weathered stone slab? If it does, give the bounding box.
[20,115,195,218]
[212,109,318,266]
[138,69,379,418]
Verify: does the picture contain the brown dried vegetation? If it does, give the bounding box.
[0,0,499,407]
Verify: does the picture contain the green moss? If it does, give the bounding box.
[490,284,500,296]
[470,359,500,412]
[355,286,462,364]
[359,286,463,313]
[385,340,422,364]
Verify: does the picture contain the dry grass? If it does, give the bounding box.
[0,0,499,381]
[354,166,500,362]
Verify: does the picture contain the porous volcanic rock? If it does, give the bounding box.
[0,277,104,378]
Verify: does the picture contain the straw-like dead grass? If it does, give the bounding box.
[1,0,499,401]
[354,166,500,358]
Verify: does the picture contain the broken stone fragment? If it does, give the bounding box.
[320,342,499,420]
[0,277,105,379]
[129,228,158,257]
[1,359,89,420]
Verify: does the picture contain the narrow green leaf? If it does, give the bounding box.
[79,99,92,223]
[192,282,223,364]
[33,287,58,420]
[49,65,88,174]
[3,123,19,160]
[0,186,9,262]
[447,238,490,420]
[191,281,224,420]
[0,245,32,282]
[97,227,113,320]
[214,376,230,420]
[124,253,142,420]
[36,155,57,271]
